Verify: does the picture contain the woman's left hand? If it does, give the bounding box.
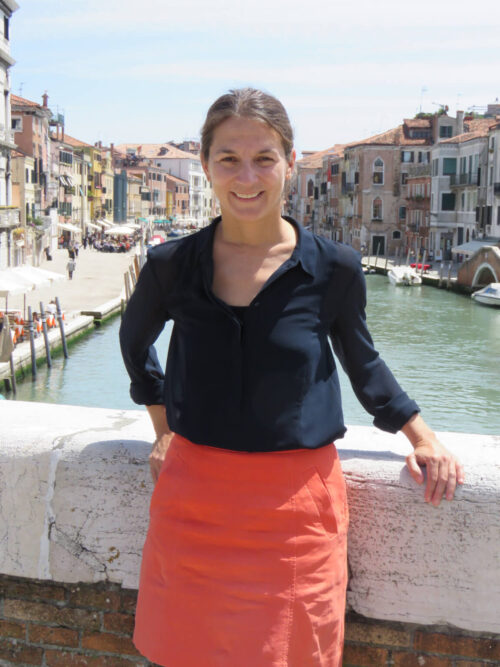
[402,414,465,506]
[406,437,465,506]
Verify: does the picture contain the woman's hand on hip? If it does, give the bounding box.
[149,432,174,483]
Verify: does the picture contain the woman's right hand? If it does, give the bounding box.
[149,432,174,483]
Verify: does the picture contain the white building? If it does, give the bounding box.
[429,116,496,259]
[0,0,19,268]
[486,121,500,239]
[115,143,213,226]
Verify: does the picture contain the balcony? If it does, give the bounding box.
[0,206,20,229]
[405,164,431,178]
[450,173,479,187]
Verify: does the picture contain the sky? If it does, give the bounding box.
[10,0,500,157]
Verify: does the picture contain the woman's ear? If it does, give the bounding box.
[286,149,296,179]
[201,157,211,182]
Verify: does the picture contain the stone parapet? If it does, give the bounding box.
[1,401,499,660]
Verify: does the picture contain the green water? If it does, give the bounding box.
[6,276,500,435]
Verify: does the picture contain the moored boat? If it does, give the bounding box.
[471,283,500,307]
[387,266,422,286]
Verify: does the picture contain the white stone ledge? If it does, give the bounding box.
[1,401,499,633]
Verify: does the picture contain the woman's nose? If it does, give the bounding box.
[235,161,258,185]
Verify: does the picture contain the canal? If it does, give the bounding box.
[6,275,500,436]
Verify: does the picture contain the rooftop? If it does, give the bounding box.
[115,143,198,160]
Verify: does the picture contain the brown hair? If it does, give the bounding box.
[200,88,294,162]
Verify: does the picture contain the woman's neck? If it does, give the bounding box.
[216,214,295,248]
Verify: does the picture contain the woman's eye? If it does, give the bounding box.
[258,156,274,163]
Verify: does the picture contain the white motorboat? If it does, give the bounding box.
[387,266,422,286]
[471,283,500,307]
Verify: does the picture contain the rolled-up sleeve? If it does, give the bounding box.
[119,257,170,405]
[329,262,420,433]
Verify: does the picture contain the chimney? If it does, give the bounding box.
[42,92,48,108]
[456,110,464,135]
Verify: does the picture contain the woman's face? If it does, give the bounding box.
[202,116,295,226]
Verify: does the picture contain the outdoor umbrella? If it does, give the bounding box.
[0,270,33,312]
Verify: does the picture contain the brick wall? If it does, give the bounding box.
[1,575,499,667]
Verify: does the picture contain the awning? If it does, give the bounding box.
[451,238,500,257]
[85,221,101,231]
[58,175,72,187]
[103,225,135,236]
[97,219,113,228]
[57,222,82,234]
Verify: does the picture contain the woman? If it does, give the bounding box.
[120,88,464,667]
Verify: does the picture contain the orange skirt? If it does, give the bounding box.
[134,434,349,667]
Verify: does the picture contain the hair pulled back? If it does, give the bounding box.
[200,88,294,162]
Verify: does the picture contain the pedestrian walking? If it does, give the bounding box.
[66,257,76,280]
[120,88,464,667]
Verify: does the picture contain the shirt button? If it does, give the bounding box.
[254,301,260,307]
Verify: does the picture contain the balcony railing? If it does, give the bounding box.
[0,206,20,229]
[450,173,479,187]
[405,164,431,177]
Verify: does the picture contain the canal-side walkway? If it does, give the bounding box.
[362,255,460,287]
[1,247,139,384]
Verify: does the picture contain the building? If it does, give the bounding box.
[0,0,20,267]
[115,143,212,226]
[429,115,497,259]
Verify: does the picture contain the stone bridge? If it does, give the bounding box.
[457,244,500,289]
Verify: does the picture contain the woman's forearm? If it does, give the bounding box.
[147,404,172,439]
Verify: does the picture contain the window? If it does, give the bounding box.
[307,180,314,197]
[331,164,339,176]
[460,157,467,174]
[442,158,456,176]
[11,117,21,131]
[372,158,384,185]
[320,182,327,195]
[372,197,382,220]
[25,168,29,183]
[401,173,408,185]
[401,151,414,163]
[399,206,406,219]
[393,230,401,239]
[441,193,455,211]
[4,16,9,41]
[432,159,439,177]
[439,126,453,138]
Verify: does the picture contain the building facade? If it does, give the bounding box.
[0,0,20,267]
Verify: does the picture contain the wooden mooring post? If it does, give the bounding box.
[27,306,37,380]
[420,250,427,277]
[55,297,68,359]
[39,302,52,368]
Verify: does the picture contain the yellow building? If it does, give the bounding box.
[63,134,103,221]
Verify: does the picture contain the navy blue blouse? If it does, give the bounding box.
[119,216,419,452]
